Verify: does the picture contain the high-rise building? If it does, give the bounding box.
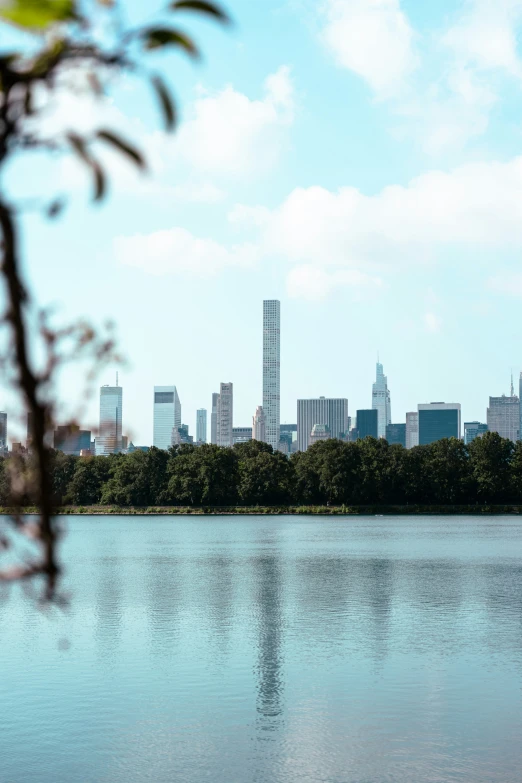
[356,409,378,440]
[217,383,233,447]
[54,425,91,456]
[196,409,207,444]
[172,424,193,446]
[210,392,219,445]
[386,423,406,447]
[418,403,461,445]
[252,405,266,442]
[464,421,488,445]
[520,372,522,441]
[153,386,181,450]
[279,423,297,453]
[297,397,348,452]
[405,412,419,449]
[372,362,391,439]
[233,426,252,444]
[487,394,519,442]
[0,412,6,448]
[97,384,123,455]
[262,300,280,451]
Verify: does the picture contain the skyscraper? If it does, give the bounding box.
[262,300,280,451]
[297,397,348,452]
[356,409,378,439]
[386,423,406,446]
[487,394,519,442]
[97,384,123,455]
[418,403,461,445]
[372,362,391,439]
[252,405,266,442]
[217,383,233,447]
[405,412,419,449]
[196,409,207,444]
[211,392,219,445]
[153,386,181,450]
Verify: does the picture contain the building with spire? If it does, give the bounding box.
[487,376,519,442]
[372,361,391,439]
[96,378,123,455]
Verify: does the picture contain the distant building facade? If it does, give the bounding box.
[96,385,123,455]
[196,409,207,444]
[262,300,280,451]
[210,392,219,445]
[464,421,488,445]
[0,412,6,450]
[418,403,461,445]
[405,411,419,449]
[172,424,193,446]
[233,426,252,444]
[153,386,181,450]
[372,362,391,439]
[487,394,520,442]
[252,405,266,442]
[280,423,297,453]
[54,425,91,456]
[217,383,233,447]
[356,409,378,440]
[386,423,406,447]
[310,424,331,445]
[297,397,348,452]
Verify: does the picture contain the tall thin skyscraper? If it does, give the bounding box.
[263,300,280,451]
[97,383,123,455]
[211,392,219,445]
[252,405,266,442]
[372,361,391,439]
[217,383,233,447]
[153,386,181,450]
[196,409,207,444]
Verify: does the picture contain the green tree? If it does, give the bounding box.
[66,455,112,506]
[422,438,472,504]
[468,432,513,503]
[166,444,239,506]
[100,447,170,506]
[50,451,77,506]
[237,445,294,505]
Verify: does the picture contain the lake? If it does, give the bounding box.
[1,515,522,782]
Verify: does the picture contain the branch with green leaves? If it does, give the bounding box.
[0,0,230,599]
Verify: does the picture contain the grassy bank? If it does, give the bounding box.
[2,505,522,516]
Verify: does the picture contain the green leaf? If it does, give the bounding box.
[0,0,77,32]
[96,130,146,170]
[143,27,199,58]
[151,75,177,131]
[169,0,230,24]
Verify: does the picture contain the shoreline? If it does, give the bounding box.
[2,504,522,516]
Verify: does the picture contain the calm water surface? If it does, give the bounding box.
[1,515,522,783]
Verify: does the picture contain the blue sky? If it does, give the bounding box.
[4,0,522,444]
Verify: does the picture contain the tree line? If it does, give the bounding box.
[2,432,522,508]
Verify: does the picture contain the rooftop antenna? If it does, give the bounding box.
[116,371,119,387]
[511,369,514,397]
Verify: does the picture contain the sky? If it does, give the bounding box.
[3,0,522,444]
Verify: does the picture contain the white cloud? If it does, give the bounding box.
[287,264,382,300]
[230,155,522,289]
[488,272,522,297]
[114,228,259,278]
[424,312,442,333]
[442,0,522,78]
[174,65,295,176]
[316,0,522,154]
[320,0,417,97]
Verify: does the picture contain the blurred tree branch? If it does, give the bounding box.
[0,0,230,599]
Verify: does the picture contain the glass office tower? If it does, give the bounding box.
[153,386,181,450]
[372,362,391,439]
[196,409,207,444]
[418,403,461,445]
[356,409,378,440]
[97,385,123,455]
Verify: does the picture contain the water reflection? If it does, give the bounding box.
[94,555,122,653]
[252,554,284,733]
